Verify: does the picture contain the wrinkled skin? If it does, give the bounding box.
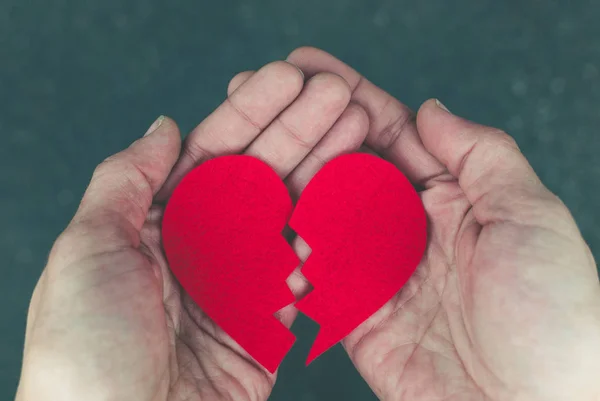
[16,48,600,401]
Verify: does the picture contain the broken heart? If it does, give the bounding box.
[162,153,427,373]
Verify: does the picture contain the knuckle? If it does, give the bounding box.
[88,157,153,221]
[226,96,264,131]
[117,169,152,216]
[305,149,328,170]
[116,162,152,198]
[93,155,136,183]
[48,225,88,266]
[49,228,76,259]
[93,157,116,178]
[375,112,415,151]
[182,138,217,165]
[475,129,524,172]
[277,118,313,149]
[546,193,577,223]
[485,129,520,151]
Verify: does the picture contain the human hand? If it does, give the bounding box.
[287,47,600,401]
[15,61,369,401]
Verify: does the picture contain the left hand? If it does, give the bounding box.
[15,61,369,401]
[287,47,600,401]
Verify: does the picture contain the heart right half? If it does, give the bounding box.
[290,153,427,364]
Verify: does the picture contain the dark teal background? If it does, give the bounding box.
[2,0,599,399]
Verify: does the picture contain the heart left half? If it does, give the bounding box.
[162,155,299,373]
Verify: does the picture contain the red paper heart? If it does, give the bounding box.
[162,154,426,373]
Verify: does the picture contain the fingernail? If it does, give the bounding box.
[435,99,450,113]
[286,61,305,80]
[144,115,165,137]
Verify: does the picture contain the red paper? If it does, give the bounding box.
[162,155,299,373]
[162,153,427,372]
[290,153,427,364]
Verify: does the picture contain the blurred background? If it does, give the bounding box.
[1,0,599,399]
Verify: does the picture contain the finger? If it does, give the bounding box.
[276,104,370,328]
[245,72,352,178]
[286,103,370,196]
[67,117,181,253]
[159,61,304,199]
[357,145,379,156]
[287,47,446,186]
[416,99,572,230]
[227,71,255,95]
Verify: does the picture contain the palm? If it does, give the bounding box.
[343,179,597,401]
[341,180,485,400]
[141,205,275,401]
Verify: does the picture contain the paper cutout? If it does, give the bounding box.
[162,153,427,372]
[290,153,427,364]
[162,156,299,373]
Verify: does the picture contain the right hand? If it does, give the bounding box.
[288,47,600,401]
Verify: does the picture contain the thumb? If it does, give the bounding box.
[416,99,573,232]
[50,116,181,267]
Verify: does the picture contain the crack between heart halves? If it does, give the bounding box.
[275,173,394,365]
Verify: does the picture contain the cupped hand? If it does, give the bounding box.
[288,47,600,401]
[15,61,370,401]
